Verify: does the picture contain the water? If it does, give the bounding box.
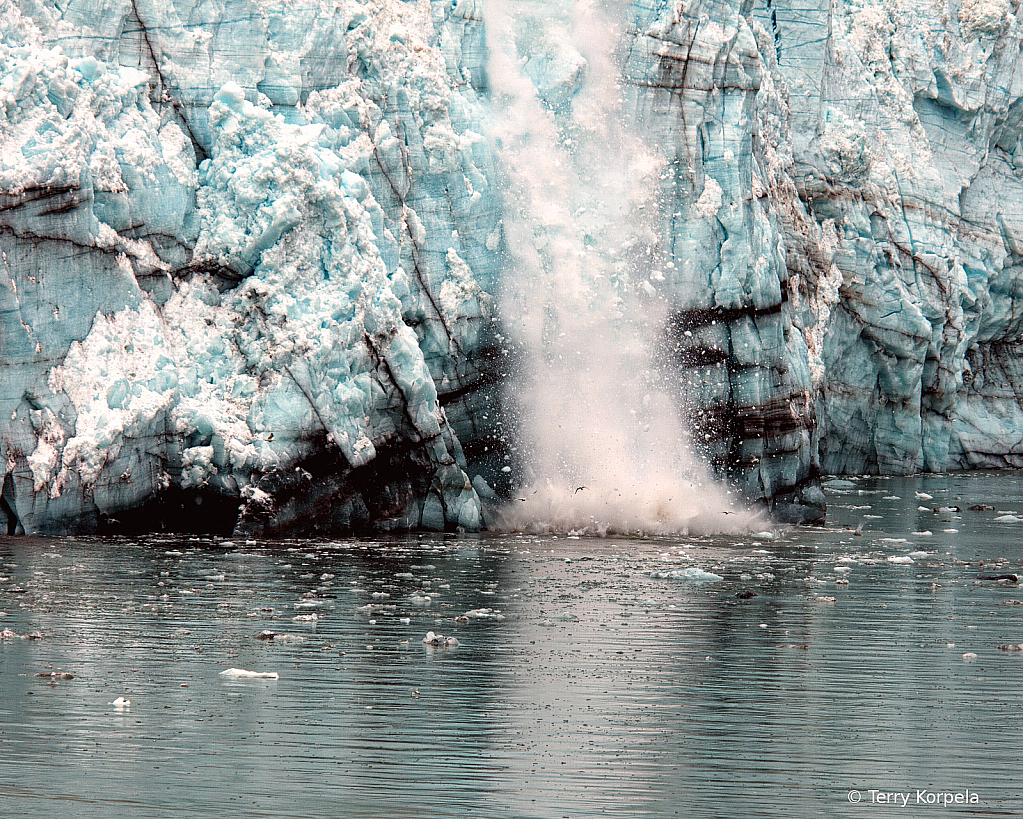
[4,471,1023,817]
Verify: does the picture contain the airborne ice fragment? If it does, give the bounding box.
[219,668,280,679]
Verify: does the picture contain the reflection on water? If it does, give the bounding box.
[3,472,1023,817]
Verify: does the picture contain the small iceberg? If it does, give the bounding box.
[650,568,724,581]
[219,668,280,679]
[887,555,914,564]
[111,697,130,708]
[464,608,505,620]
[422,631,459,647]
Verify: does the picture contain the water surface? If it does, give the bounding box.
[3,472,1023,817]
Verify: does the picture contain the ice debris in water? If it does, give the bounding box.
[888,556,914,564]
[111,697,130,708]
[255,630,305,642]
[220,668,280,679]
[650,568,724,581]
[463,608,504,620]
[994,514,1023,523]
[422,631,459,647]
[1,628,41,640]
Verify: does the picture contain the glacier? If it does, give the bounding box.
[2,0,1023,535]
[0,0,502,535]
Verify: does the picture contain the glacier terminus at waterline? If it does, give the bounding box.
[2,0,1023,535]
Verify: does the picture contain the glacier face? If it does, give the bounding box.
[0,0,502,534]
[616,0,1023,516]
[4,0,1023,535]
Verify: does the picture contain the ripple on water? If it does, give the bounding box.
[2,473,1023,816]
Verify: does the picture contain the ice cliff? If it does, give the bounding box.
[3,0,1023,535]
[0,0,502,534]
[616,0,1023,519]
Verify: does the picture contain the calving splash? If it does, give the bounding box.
[485,0,760,535]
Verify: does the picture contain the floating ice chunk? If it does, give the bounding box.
[823,479,857,489]
[907,551,932,559]
[422,631,459,647]
[650,568,724,581]
[410,595,432,606]
[220,668,279,679]
[256,631,305,642]
[962,653,978,661]
[464,608,505,620]
[911,531,932,537]
[994,514,1023,523]
[293,613,319,621]
[888,556,914,564]
[915,492,933,500]
[111,697,130,708]
[917,506,931,512]
[834,566,852,574]
[752,531,777,541]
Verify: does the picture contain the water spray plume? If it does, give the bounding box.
[485,0,764,535]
